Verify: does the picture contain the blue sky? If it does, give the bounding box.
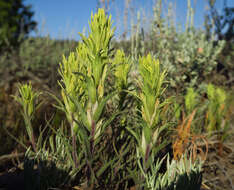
[25,0,233,40]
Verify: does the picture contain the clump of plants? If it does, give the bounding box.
[172,84,232,158]
[126,0,225,94]
[11,8,205,190]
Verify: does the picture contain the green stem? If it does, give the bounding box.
[25,117,37,153]
[71,122,78,168]
[144,144,151,172]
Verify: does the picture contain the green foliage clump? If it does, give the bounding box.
[113,49,131,91]
[128,54,169,173]
[19,37,77,70]
[12,83,42,152]
[185,87,198,114]
[142,154,203,190]
[206,84,230,141]
[0,0,36,50]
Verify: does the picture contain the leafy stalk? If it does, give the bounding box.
[13,83,42,152]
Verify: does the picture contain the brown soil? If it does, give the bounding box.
[202,142,234,190]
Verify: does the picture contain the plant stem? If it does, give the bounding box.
[25,117,37,152]
[71,122,78,168]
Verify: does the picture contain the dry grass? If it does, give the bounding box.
[172,110,208,162]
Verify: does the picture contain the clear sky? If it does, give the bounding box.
[25,0,233,40]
